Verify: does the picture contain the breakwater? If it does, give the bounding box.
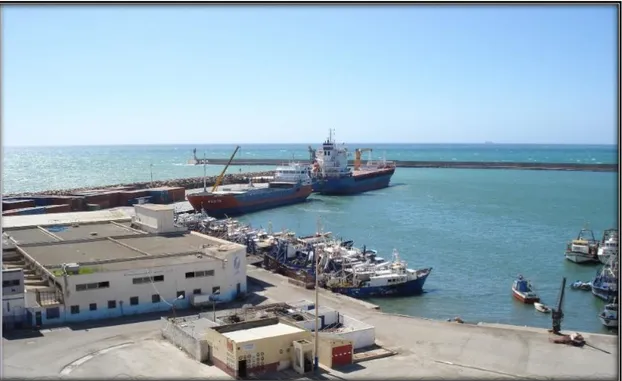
[202,158,617,172]
[3,171,275,198]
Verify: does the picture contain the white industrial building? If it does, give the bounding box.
[2,267,26,329]
[2,204,247,327]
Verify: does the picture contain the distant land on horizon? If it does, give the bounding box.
[4,142,618,149]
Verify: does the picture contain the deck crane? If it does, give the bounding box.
[551,277,566,334]
[211,146,241,193]
[354,148,373,170]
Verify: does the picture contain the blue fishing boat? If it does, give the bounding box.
[591,258,618,302]
[310,130,396,195]
[322,250,432,298]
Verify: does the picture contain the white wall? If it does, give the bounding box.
[338,315,375,349]
[309,307,338,326]
[61,245,247,314]
[133,205,177,234]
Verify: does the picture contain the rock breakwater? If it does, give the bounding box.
[4,171,276,198]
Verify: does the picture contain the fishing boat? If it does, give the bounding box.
[570,280,592,291]
[512,275,540,304]
[598,301,618,328]
[597,229,618,265]
[564,227,599,264]
[321,249,432,298]
[187,147,314,218]
[534,302,551,313]
[310,130,396,195]
[591,258,618,301]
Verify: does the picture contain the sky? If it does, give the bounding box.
[2,5,619,146]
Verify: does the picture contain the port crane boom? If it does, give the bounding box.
[211,146,241,192]
[354,148,373,170]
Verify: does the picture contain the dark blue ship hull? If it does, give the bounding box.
[313,168,395,195]
[329,269,432,299]
[592,284,617,301]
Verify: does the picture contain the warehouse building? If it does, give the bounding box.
[2,267,26,329]
[2,204,247,327]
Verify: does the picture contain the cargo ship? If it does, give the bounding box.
[311,130,396,195]
[187,147,313,218]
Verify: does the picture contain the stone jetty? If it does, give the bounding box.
[4,171,276,198]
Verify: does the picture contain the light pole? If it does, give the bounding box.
[211,289,221,322]
[171,294,184,318]
[150,163,154,185]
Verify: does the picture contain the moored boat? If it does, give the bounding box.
[591,258,618,302]
[188,147,314,217]
[322,249,432,298]
[598,301,618,328]
[512,275,540,304]
[311,130,396,195]
[570,280,592,291]
[534,302,551,313]
[564,227,599,264]
[597,229,618,265]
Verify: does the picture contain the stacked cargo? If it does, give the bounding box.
[43,204,72,214]
[2,199,36,211]
[147,187,186,204]
[118,189,149,206]
[74,191,121,209]
[2,206,46,216]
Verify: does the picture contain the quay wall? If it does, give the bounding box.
[4,171,276,198]
[201,158,617,172]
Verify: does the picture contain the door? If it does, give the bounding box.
[238,359,247,378]
[35,311,42,327]
[331,344,353,368]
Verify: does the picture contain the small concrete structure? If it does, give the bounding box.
[2,205,247,327]
[2,267,26,329]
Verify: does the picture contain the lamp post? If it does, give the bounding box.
[171,294,184,318]
[150,163,154,185]
[211,289,221,322]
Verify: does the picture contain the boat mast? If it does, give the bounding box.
[203,152,208,193]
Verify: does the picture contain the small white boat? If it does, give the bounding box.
[570,280,592,291]
[534,302,551,313]
[597,229,618,265]
[565,228,599,264]
[598,302,618,328]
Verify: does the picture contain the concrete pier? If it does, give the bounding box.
[3,265,617,379]
[203,158,617,172]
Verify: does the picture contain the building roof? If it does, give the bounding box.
[222,322,305,343]
[4,222,144,245]
[23,240,142,266]
[2,208,134,229]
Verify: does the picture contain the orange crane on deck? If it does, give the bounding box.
[354,148,373,170]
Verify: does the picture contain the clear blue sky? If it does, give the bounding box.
[2,5,618,146]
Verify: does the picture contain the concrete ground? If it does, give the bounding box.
[3,265,618,379]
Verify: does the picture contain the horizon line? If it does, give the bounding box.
[4,142,618,149]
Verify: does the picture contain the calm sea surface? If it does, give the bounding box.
[2,144,619,334]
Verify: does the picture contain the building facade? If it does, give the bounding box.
[2,268,26,329]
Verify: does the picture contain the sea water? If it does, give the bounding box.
[2,144,618,333]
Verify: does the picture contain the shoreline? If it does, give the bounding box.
[199,158,617,171]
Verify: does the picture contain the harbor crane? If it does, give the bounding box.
[354,148,373,170]
[551,277,566,334]
[211,146,241,192]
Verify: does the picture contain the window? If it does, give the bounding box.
[46,307,60,319]
[76,281,110,292]
[70,305,80,314]
[186,270,214,279]
[177,291,186,299]
[152,294,161,303]
[132,275,164,285]
[193,289,202,295]
[108,300,116,309]
[89,303,97,311]
[130,297,139,306]
[212,286,221,295]
[2,279,20,287]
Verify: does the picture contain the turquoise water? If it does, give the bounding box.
[2,144,618,334]
[2,144,616,194]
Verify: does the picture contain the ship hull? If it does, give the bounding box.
[592,285,617,301]
[329,270,431,299]
[565,251,598,264]
[187,184,313,218]
[512,289,540,304]
[313,168,395,195]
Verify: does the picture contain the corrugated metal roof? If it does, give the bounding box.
[222,322,305,343]
[2,207,135,229]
